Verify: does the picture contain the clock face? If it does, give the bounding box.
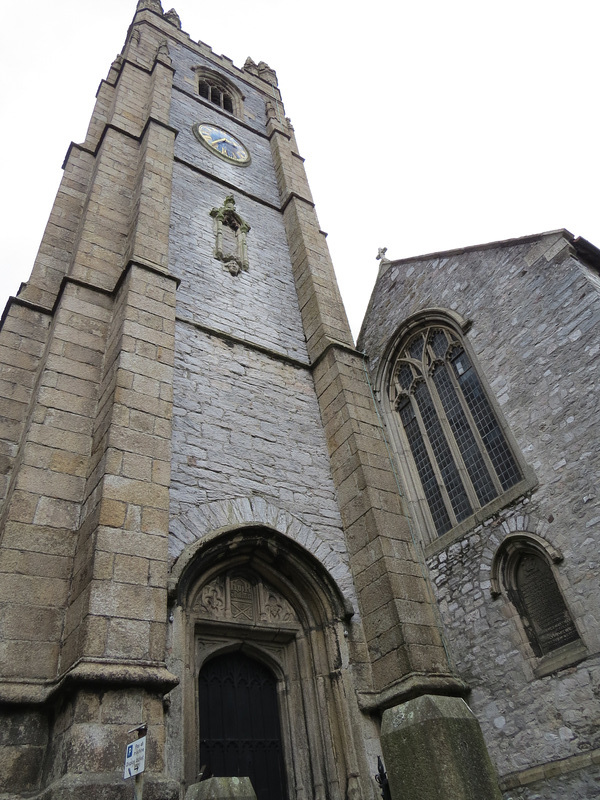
[192,123,251,165]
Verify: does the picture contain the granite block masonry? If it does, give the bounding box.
[359,230,600,798]
[1,1,598,799]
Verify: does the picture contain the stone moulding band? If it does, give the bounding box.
[0,658,179,705]
[309,337,363,370]
[357,671,470,713]
[175,314,310,369]
[499,746,600,791]
[0,259,180,333]
[280,190,316,214]
[173,155,280,212]
[62,114,178,171]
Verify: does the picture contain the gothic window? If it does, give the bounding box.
[387,319,525,539]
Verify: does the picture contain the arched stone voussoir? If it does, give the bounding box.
[168,496,356,611]
[479,511,564,597]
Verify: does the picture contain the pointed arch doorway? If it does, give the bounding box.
[174,527,367,800]
[199,651,287,800]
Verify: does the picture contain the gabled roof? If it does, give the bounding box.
[381,229,600,272]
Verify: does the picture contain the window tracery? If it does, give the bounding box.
[199,78,234,113]
[387,319,524,539]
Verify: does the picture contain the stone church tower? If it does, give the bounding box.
[1,2,599,800]
[0,2,474,798]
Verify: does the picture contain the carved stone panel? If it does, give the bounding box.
[209,196,250,276]
[230,576,254,622]
[192,571,297,626]
[263,590,295,624]
[198,577,225,618]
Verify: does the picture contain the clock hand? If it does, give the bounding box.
[211,137,228,144]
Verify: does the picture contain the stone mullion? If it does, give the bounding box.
[445,359,504,496]
[426,366,483,512]
[405,384,458,530]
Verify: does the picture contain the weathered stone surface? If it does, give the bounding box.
[169,323,349,570]
[381,695,502,800]
[503,762,600,799]
[0,708,47,793]
[2,2,598,799]
[186,777,257,800]
[360,232,600,796]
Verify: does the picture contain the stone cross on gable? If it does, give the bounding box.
[377,247,390,264]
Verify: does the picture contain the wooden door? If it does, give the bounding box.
[199,651,287,800]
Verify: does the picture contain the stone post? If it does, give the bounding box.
[381,695,503,800]
[186,777,257,800]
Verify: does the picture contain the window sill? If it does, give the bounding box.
[533,640,588,678]
[423,472,537,559]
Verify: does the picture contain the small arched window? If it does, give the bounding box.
[510,550,579,657]
[198,79,234,113]
[194,69,243,117]
[492,535,585,674]
[384,314,530,541]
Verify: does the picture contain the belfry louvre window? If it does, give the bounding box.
[199,79,234,113]
[390,325,522,537]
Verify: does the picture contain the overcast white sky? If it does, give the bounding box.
[1,0,598,339]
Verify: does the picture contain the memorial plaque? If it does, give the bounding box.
[516,554,579,655]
